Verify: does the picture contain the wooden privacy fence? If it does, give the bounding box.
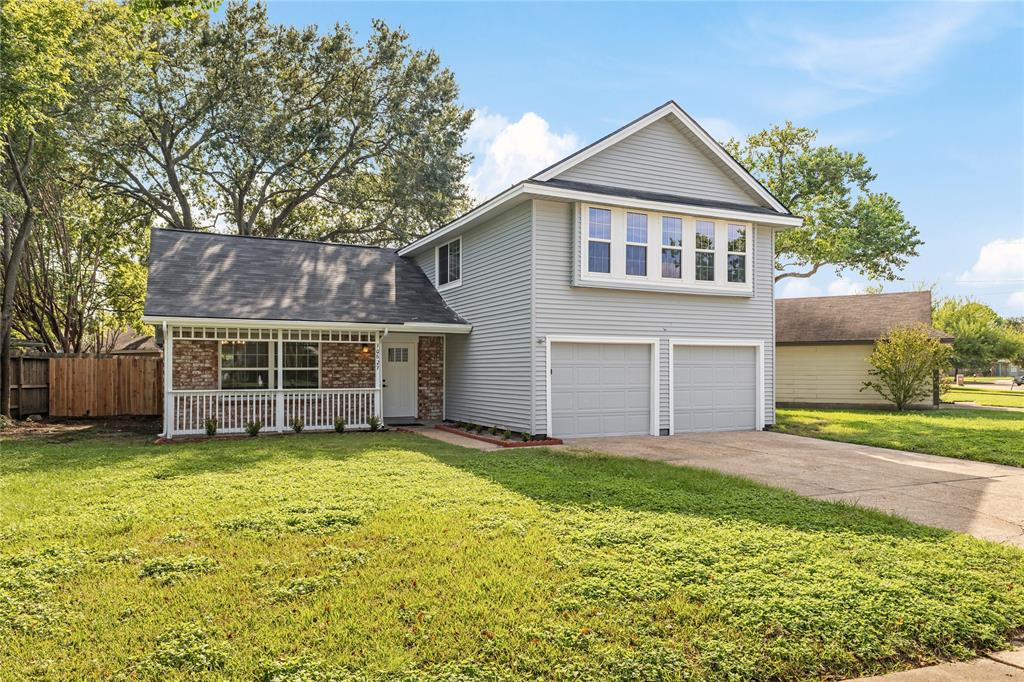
[9,355,49,418]
[49,356,163,417]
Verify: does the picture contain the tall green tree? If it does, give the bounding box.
[90,1,473,243]
[933,298,1024,374]
[0,0,134,416]
[725,123,922,282]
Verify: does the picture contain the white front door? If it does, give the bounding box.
[382,342,417,418]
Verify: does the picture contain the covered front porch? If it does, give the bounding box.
[160,321,449,438]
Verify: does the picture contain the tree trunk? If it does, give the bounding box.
[0,210,34,417]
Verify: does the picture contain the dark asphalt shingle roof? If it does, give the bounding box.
[776,291,952,344]
[532,179,788,217]
[144,229,467,326]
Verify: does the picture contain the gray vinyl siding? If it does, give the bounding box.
[555,117,763,206]
[531,199,776,434]
[411,202,533,430]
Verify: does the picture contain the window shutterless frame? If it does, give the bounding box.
[435,237,463,290]
[219,340,272,389]
[726,224,748,284]
[281,341,320,389]
[585,206,613,274]
[625,212,648,277]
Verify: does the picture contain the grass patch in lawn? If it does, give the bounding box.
[775,407,1023,467]
[943,386,1024,408]
[1,431,1022,680]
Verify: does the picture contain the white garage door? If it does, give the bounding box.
[673,345,757,433]
[551,342,652,438]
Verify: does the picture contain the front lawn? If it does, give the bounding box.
[2,431,1023,680]
[943,385,1024,408]
[775,407,1024,467]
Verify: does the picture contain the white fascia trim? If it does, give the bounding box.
[667,338,765,435]
[527,182,802,228]
[532,102,788,214]
[142,316,472,335]
[398,184,527,257]
[544,335,661,438]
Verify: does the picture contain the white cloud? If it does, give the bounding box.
[777,276,868,299]
[777,278,822,298]
[957,238,1024,286]
[464,110,579,202]
[700,117,743,144]
[827,278,866,296]
[1008,291,1024,313]
[772,4,984,94]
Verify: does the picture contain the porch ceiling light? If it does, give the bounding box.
[360,344,370,354]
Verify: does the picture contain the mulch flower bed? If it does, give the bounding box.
[435,424,562,448]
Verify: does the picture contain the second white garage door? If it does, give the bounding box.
[550,342,652,438]
[673,345,758,433]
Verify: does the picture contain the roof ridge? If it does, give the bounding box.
[152,227,397,252]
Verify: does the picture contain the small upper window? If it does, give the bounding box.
[695,220,715,282]
[727,224,747,284]
[661,216,682,279]
[587,207,612,274]
[438,238,462,287]
[625,212,648,276]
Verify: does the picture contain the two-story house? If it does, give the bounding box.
[143,101,802,439]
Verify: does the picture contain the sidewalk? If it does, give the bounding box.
[855,645,1024,680]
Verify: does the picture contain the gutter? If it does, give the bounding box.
[141,316,472,335]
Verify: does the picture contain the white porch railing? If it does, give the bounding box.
[169,388,380,436]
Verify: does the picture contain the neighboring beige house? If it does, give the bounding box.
[775,292,952,408]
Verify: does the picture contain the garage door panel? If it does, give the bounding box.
[674,345,757,434]
[551,342,652,438]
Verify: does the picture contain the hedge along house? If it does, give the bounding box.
[145,101,805,439]
[775,291,953,408]
[143,231,469,437]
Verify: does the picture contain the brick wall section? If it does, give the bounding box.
[321,343,375,388]
[417,336,444,420]
[172,340,218,389]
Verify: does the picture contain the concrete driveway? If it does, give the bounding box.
[564,431,1024,546]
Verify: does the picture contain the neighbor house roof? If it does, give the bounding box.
[143,229,468,327]
[776,291,953,345]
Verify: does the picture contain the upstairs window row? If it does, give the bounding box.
[584,205,751,288]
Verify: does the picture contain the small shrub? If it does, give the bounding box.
[368,415,381,432]
[863,325,952,410]
[244,420,262,437]
[334,417,346,433]
[521,431,532,442]
[204,416,218,437]
[503,429,512,440]
[290,416,304,433]
[490,426,499,436]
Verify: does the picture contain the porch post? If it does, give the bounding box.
[374,331,383,421]
[275,329,284,431]
[162,321,173,439]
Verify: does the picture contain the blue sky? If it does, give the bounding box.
[264,1,1024,315]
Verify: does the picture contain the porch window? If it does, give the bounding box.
[220,341,270,389]
[437,237,462,287]
[283,342,319,388]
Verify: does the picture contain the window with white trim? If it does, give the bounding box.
[625,212,648,276]
[437,238,461,287]
[220,341,270,389]
[661,216,683,279]
[283,342,319,389]
[727,224,747,284]
[587,207,612,273]
[694,220,715,282]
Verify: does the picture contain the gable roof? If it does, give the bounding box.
[143,229,467,327]
[776,292,953,345]
[399,101,801,257]
[531,101,791,214]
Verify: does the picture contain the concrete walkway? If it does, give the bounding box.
[854,645,1024,680]
[564,431,1024,547]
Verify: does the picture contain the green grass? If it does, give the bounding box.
[2,430,1023,681]
[943,385,1024,408]
[775,407,1024,467]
